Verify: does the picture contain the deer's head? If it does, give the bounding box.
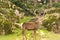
[30,9,45,25]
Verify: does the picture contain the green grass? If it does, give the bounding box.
[0,34,18,40]
[0,29,22,40]
[0,29,60,40]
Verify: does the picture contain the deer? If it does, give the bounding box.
[14,9,45,40]
[21,9,45,40]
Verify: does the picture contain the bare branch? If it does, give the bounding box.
[14,23,23,29]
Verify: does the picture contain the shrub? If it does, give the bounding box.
[46,8,60,14]
[53,2,60,8]
[0,15,12,35]
[42,14,60,33]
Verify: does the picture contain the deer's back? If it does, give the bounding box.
[22,22,39,30]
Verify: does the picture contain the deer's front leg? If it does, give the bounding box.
[34,30,36,40]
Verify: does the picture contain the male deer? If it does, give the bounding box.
[22,10,45,40]
[14,9,45,40]
[22,16,44,40]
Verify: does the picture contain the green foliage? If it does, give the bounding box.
[53,2,60,8]
[46,8,60,14]
[0,0,22,35]
[11,0,44,15]
[3,20,12,35]
[0,8,19,35]
[0,14,12,35]
[19,16,31,23]
[0,0,11,8]
[42,14,60,33]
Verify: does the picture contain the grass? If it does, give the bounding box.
[0,29,22,40]
[0,29,60,40]
[0,34,18,40]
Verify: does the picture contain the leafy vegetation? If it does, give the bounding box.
[53,2,60,7]
[42,13,60,33]
[19,16,31,23]
[0,0,60,40]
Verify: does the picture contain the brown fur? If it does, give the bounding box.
[22,22,39,30]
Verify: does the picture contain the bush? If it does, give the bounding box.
[3,20,12,35]
[0,9,20,35]
[0,15,12,35]
[42,14,60,33]
[46,8,60,14]
[53,2,60,8]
